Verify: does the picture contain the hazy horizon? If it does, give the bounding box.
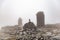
[0,0,60,27]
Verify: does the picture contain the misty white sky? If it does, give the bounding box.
[0,0,60,27]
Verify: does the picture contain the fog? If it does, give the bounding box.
[0,0,60,27]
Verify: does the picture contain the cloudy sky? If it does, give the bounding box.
[0,0,60,27]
